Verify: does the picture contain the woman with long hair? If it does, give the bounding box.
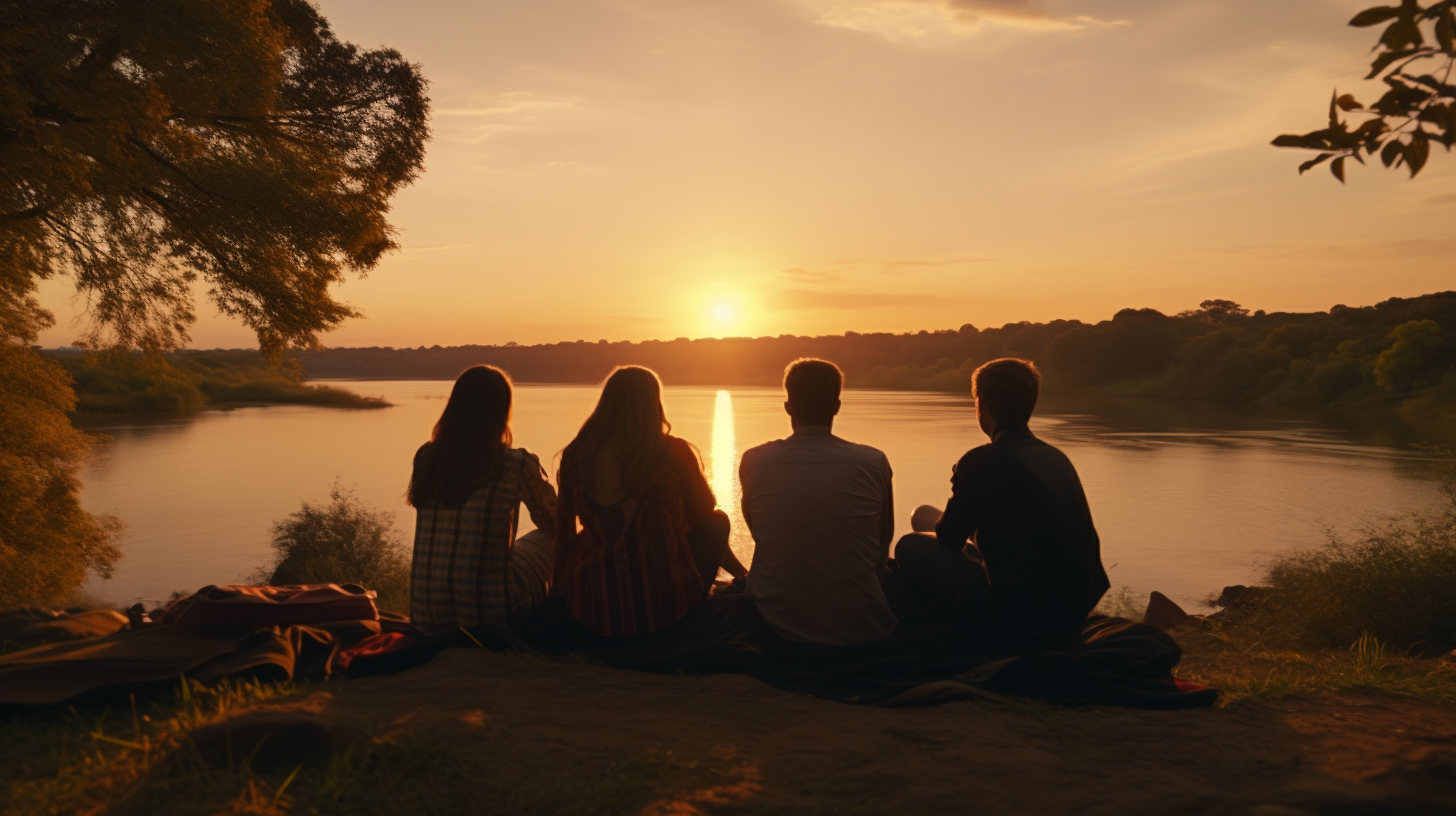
[407,365,556,628]
[555,366,746,637]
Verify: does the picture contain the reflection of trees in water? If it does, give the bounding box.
[1038,393,1439,453]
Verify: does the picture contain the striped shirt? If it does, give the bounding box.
[409,445,557,627]
[553,437,713,637]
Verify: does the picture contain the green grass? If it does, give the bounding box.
[0,677,293,815]
[1174,621,1456,706]
[1211,462,1456,655]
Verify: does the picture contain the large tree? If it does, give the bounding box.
[1274,0,1455,181]
[0,0,430,605]
[1,0,429,351]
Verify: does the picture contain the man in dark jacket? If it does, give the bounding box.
[894,358,1109,636]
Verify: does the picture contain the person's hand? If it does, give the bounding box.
[911,504,943,533]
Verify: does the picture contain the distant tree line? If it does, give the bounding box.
[278,293,1456,428]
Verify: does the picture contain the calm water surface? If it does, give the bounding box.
[78,381,1446,611]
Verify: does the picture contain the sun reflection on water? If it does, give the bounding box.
[710,389,753,567]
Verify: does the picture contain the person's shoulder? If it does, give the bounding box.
[664,435,699,460]
[504,446,539,466]
[739,437,787,469]
[743,437,788,457]
[663,435,705,470]
[413,441,434,466]
[957,440,995,463]
[833,436,891,468]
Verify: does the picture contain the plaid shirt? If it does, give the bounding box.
[409,446,557,627]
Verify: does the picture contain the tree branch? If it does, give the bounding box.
[123,136,216,198]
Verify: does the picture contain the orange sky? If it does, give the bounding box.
[36,0,1456,348]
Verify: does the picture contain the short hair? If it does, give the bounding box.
[783,358,842,420]
[972,358,1041,426]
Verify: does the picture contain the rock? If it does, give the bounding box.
[187,710,335,772]
[1215,585,1272,610]
[1142,591,1190,631]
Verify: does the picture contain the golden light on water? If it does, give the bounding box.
[709,389,752,567]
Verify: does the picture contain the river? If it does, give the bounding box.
[77,381,1447,612]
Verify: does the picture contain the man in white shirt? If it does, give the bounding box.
[740,358,898,646]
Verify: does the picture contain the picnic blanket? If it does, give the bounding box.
[0,584,382,706]
[341,587,1218,709]
[1,583,1216,708]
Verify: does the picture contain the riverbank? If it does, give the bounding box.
[47,349,389,414]
[4,618,1455,815]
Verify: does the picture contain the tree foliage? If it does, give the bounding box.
[0,0,427,608]
[0,0,430,352]
[1274,0,1456,181]
[0,344,121,608]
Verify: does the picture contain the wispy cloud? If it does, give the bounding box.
[1202,238,1456,263]
[806,0,1125,46]
[878,256,994,276]
[774,288,952,310]
[401,244,471,253]
[434,92,580,144]
[780,257,993,282]
[777,267,844,283]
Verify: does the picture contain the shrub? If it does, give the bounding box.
[1259,462,1456,652]
[257,485,410,614]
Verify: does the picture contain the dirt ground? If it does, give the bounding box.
[298,648,1456,816]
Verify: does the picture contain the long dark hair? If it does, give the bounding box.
[407,366,514,507]
[560,366,671,496]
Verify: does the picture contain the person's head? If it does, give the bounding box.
[783,358,842,427]
[972,358,1040,437]
[407,365,514,507]
[562,366,671,492]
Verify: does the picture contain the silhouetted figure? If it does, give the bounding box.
[741,358,899,645]
[408,365,556,628]
[554,366,746,637]
[895,358,1109,636]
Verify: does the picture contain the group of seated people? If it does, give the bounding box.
[405,357,1111,646]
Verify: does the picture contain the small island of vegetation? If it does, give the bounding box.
[46,349,389,415]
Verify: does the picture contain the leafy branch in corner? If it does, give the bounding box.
[1273,0,1456,182]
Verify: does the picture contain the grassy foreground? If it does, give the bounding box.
[3,627,1456,816]
[0,675,741,816]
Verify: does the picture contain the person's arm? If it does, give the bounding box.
[879,460,895,565]
[671,438,716,530]
[520,451,557,539]
[935,451,984,549]
[551,460,579,591]
[738,451,757,540]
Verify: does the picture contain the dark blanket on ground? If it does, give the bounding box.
[1,584,1215,708]
[346,587,1218,709]
[0,585,386,706]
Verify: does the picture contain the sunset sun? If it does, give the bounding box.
[712,303,735,324]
